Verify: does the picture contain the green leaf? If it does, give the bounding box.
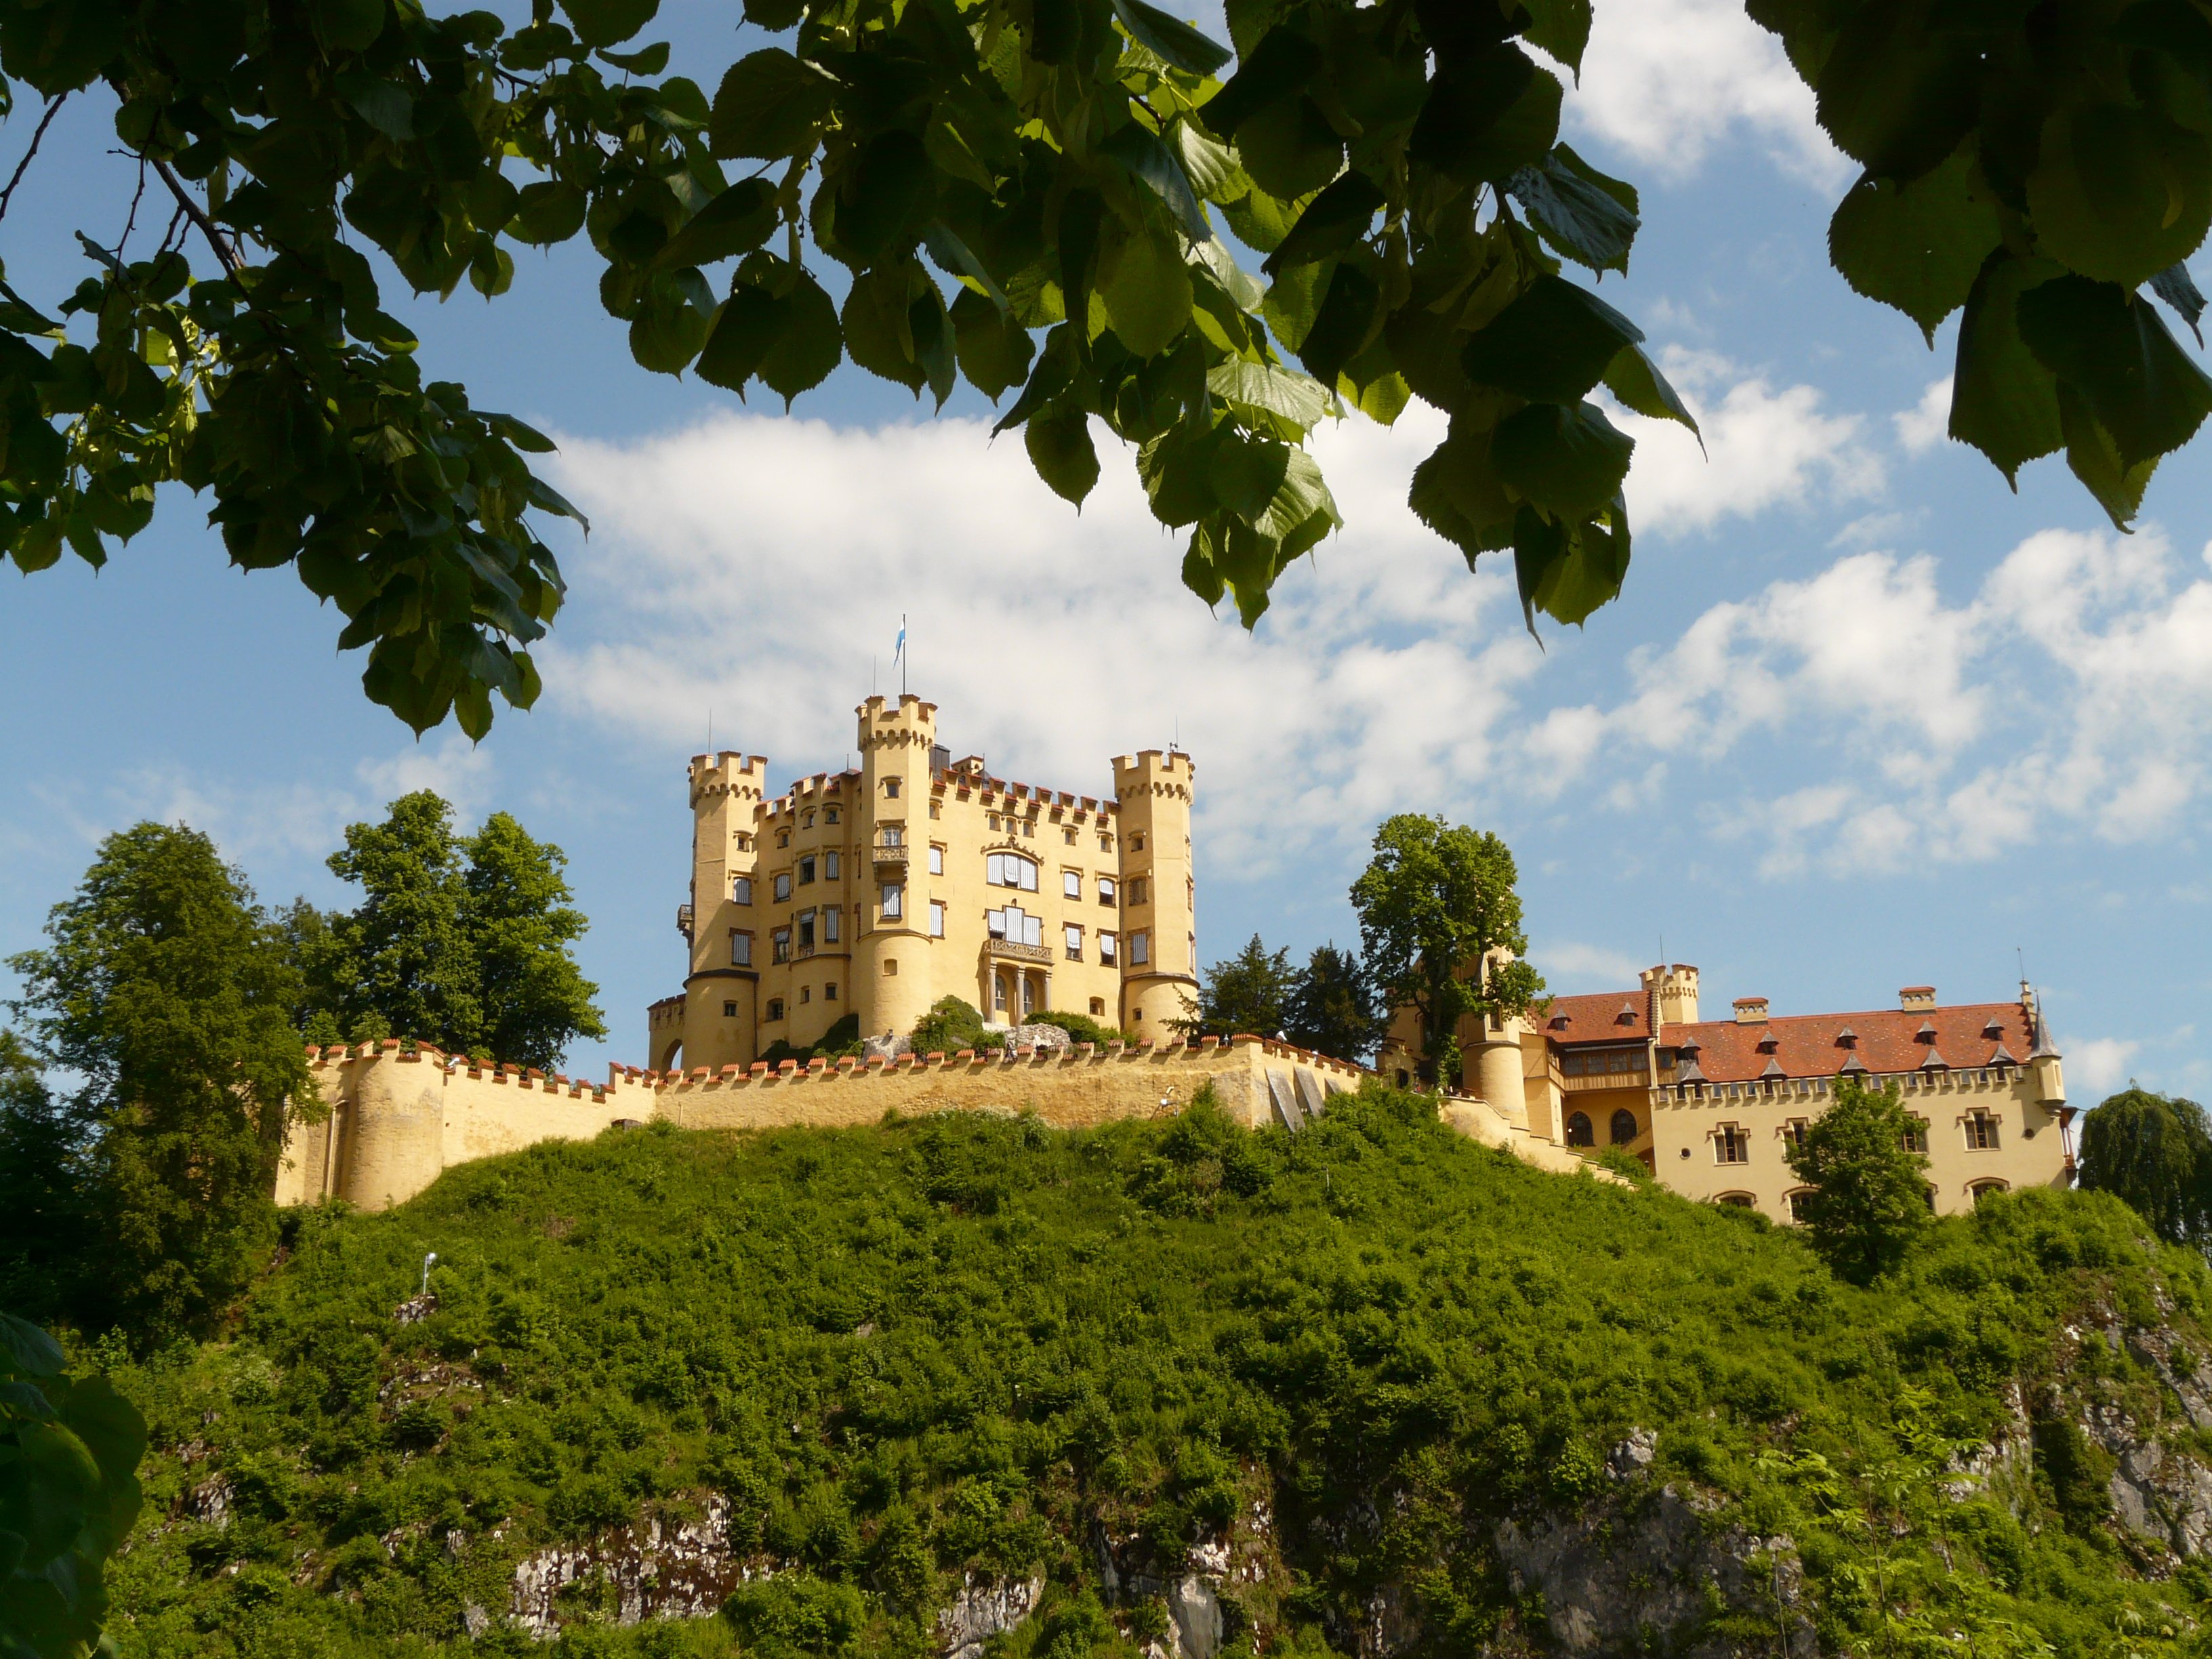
[838,131,937,265]
[1100,222,1194,358]
[1169,121,1240,200]
[1408,417,1515,560]
[1601,344,1699,438]
[951,287,1035,399]
[1218,183,1301,254]
[1461,273,1641,403]
[2015,274,2212,470]
[1409,46,1561,184]
[1296,261,1378,388]
[745,0,806,24]
[1208,432,1292,521]
[1814,3,1977,181]
[630,277,712,373]
[1234,97,1344,200]
[656,180,779,268]
[1950,251,2063,483]
[2028,103,2212,289]
[510,182,588,246]
[710,49,836,160]
[757,272,841,404]
[2057,384,2159,530]
[335,72,414,141]
[1200,26,1323,137]
[2150,262,2207,346]
[561,0,657,49]
[1492,399,1635,520]
[1506,144,1639,274]
[1262,171,1383,275]
[1027,403,1101,504]
[0,1314,66,1379]
[1827,146,1999,342]
[1103,124,1214,244]
[1206,359,1330,430]
[1530,503,1630,626]
[1181,531,1227,604]
[843,267,926,392]
[599,40,670,73]
[58,1376,147,1495]
[309,0,386,53]
[1111,0,1231,75]
[1521,0,1593,75]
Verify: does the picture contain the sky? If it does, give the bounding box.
[3,0,2209,1101]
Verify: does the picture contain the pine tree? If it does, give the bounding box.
[1284,944,1385,1063]
[1185,935,1298,1038]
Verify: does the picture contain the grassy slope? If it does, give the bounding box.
[100,1086,2212,1659]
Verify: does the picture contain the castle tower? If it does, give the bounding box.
[857,696,937,1044]
[1641,963,1700,1027]
[671,750,769,1073]
[1468,948,1530,1119]
[1111,750,1197,1033]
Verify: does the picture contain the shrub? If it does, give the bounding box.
[1028,1009,1128,1046]
[909,996,1002,1055]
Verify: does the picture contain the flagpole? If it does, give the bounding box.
[901,613,908,697]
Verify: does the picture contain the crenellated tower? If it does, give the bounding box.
[857,695,937,1044]
[669,750,769,1072]
[1112,748,1198,1033]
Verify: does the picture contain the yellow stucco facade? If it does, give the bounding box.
[1385,963,2076,1221]
[653,695,1198,1073]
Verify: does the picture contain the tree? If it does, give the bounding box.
[1283,941,1384,1063]
[2078,1087,2212,1249]
[0,1031,92,1323]
[1785,1078,1931,1285]
[1349,815,1542,1090]
[5,823,317,1345]
[1182,933,1298,1038]
[7,0,2198,737]
[302,792,606,1069]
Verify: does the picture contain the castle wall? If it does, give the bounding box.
[276,1036,1372,1212]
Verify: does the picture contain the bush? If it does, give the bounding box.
[908,996,1002,1056]
[1027,1009,1129,1046]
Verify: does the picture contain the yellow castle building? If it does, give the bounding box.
[1385,964,2076,1219]
[647,694,1200,1073]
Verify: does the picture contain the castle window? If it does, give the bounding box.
[1090,998,1105,1017]
[1717,1193,1756,1208]
[803,811,815,830]
[929,845,944,875]
[1902,1117,1930,1153]
[994,972,1008,1011]
[928,802,940,819]
[1964,1110,2001,1151]
[1023,821,1035,837]
[882,958,898,975]
[777,831,790,849]
[723,1000,737,1018]
[729,930,752,967]
[1132,832,1146,852]
[826,808,839,825]
[1128,876,1148,906]
[989,815,1000,831]
[798,910,816,950]
[1099,876,1116,905]
[881,883,904,920]
[824,907,840,943]
[929,901,945,937]
[1065,924,1084,960]
[825,851,840,880]
[766,998,785,1022]
[1783,1118,1807,1148]
[1065,828,1077,845]
[884,777,901,798]
[1969,1178,2008,1204]
[799,855,816,886]
[1100,931,1118,965]
[772,928,791,964]
[1610,1109,1638,1145]
[825,982,838,1002]
[1785,1189,1813,1223]
[1130,930,1149,966]
[987,905,1043,947]
[987,852,1039,891]
[1715,1124,1749,1164]
[731,876,752,905]
[1099,834,1113,852]
[1565,1111,1594,1147]
[1064,870,1082,899]
[773,872,792,903]
[882,823,904,848]
[800,985,811,1004]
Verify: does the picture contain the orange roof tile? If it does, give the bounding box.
[1660,1001,2037,1084]
[1542,990,1654,1043]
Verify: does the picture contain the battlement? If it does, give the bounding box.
[1112,749,1195,798]
[859,695,937,750]
[690,751,771,808]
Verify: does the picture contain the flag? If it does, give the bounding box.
[893,621,905,665]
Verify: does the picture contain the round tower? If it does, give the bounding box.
[676,750,769,1071]
[857,695,937,1044]
[1111,749,1198,1033]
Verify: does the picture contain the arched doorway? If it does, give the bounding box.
[1565,1111,1594,1147]
[657,1037,682,1073]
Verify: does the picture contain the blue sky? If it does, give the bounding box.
[3,0,2208,1101]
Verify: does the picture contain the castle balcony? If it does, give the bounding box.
[676,903,694,940]
[1563,1067,1646,1093]
[872,844,909,870]
[983,937,1052,965]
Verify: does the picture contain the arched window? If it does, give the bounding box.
[1610,1109,1639,1145]
[1565,1111,1594,1147]
[987,851,1039,890]
[1969,1179,2009,1205]
[1784,1189,1813,1223]
[1717,1193,1757,1208]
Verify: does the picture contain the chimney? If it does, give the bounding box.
[1899,985,1936,1012]
[1733,996,1769,1025]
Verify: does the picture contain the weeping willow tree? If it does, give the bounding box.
[2078,1088,2212,1250]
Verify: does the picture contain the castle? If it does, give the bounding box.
[1385,964,2075,1219]
[647,695,1199,1074]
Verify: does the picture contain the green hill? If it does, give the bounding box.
[96,1085,2212,1659]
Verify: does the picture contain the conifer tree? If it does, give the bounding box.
[1183,935,1298,1038]
[1284,943,1385,1063]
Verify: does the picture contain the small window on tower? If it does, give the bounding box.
[774,872,792,903]
[729,931,752,967]
[766,998,785,1022]
[1089,998,1105,1017]
[1132,832,1145,852]
[929,901,946,937]
[884,777,901,798]
[1128,877,1148,906]
[803,811,815,830]
[826,808,840,825]
[1130,931,1149,966]
[929,845,944,876]
[799,855,816,885]
[777,830,790,849]
[1065,827,1077,845]
[731,876,752,905]
[824,907,840,943]
[1064,870,1082,899]
[723,1000,737,1018]
[800,985,811,1004]
[1099,876,1116,905]
[825,982,838,1002]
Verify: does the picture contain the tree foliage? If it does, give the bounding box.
[2078,1086,2212,1249]
[1283,940,1384,1061]
[1785,1078,1932,1286]
[3,823,316,1347]
[0,1311,148,1659]
[1181,931,1297,1037]
[1349,813,1540,1089]
[298,791,606,1070]
[1758,0,2212,523]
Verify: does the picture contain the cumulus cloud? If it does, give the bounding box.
[2070,1037,2140,1097]
[1563,0,1849,186]
[1894,377,1952,454]
[1534,941,1648,988]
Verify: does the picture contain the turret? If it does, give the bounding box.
[674,750,769,1071]
[857,696,937,1044]
[1111,749,1197,1033]
[1641,962,1700,1027]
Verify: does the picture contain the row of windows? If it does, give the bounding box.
[733,909,1151,967]
[1565,1109,1642,1147]
[735,853,1129,907]
[1718,1180,2012,1218]
[759,981,841,1022]
[1706,1109,1999,1165]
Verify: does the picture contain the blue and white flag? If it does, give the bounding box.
[893,621,906,666]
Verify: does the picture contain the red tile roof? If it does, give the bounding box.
[1660,1002,2036,1084]
[1542,990,1654,1043]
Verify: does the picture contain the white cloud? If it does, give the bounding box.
[1564,0,1848,186]
[1616,350,1881,535]
[1534,941,1647,988]
[1894,377,1952,454]
[1538,527,2212,873]
[2070,1038,2140,1097]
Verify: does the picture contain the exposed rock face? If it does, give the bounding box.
[936,1573,1045,1659]
[1008,1023,1072,1052]
[861,1034,914,1063]
[1167,1574,1223,1659]
[508,1494,756,1639]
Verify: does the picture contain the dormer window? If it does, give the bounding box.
[1835,1026,1857,1048]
